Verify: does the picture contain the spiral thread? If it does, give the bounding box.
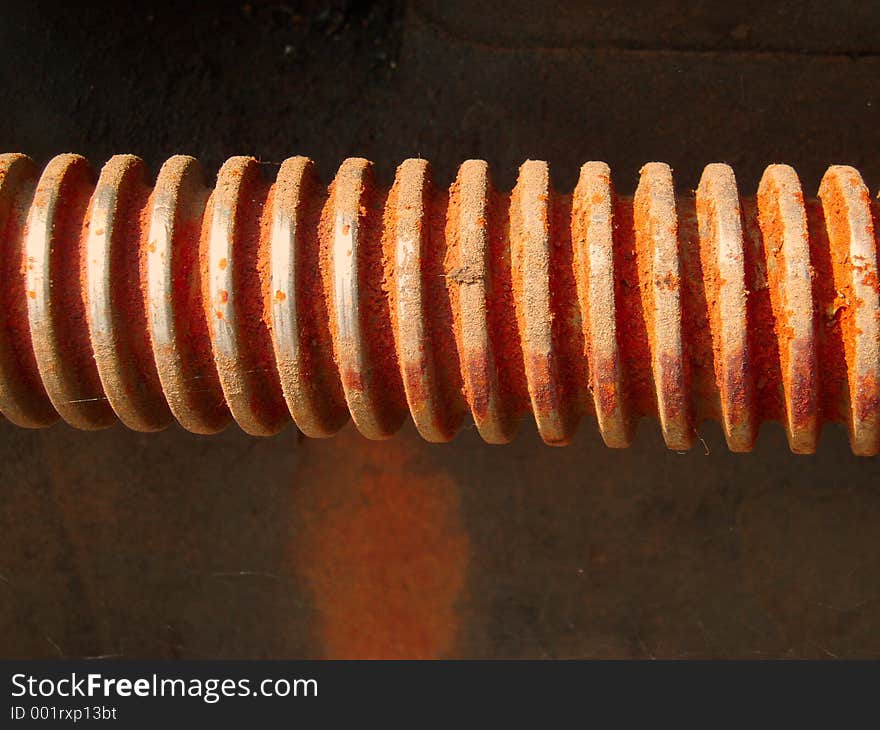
[0,153,878,453]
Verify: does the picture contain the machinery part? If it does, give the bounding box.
[0,152,876,454]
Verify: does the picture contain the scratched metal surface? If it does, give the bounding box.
[1,0,880,658]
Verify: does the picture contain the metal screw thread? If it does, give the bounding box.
[0,153,876,453]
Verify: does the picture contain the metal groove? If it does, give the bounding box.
[1,152,877,453]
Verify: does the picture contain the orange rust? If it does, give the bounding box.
[742,196,784,424]
[570,163,629,446]
[146,156,229,434]
[807,197,847,423]
[3,153,880,454]
[856,372,880,423]
[96,157,171,430]
[0,156,55,427]
[756,167,818,452]
[692,164,758,451]
[387,160,461,441]
[680,198,718,422]
[292,426,469,659]
[272,157,346,436]
[593,358,618,415]
[49,156,115,428]
[238,171,287,430]
[552,192,587,417]
[444,162,521,442]
[815,167,880,454]
[614,197,655,419]
[488,187,529,422]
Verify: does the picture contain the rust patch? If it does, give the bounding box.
[856,371,880,424]
[463,350,491,423]
[292,427,469,659]
[592,356,620,419]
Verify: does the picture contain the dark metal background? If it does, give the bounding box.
[1,0,879,658]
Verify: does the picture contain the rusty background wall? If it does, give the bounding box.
[1,0,880,659]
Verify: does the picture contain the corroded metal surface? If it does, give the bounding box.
[0,153,878,454]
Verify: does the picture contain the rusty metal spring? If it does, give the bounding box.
[0,153,877,453]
